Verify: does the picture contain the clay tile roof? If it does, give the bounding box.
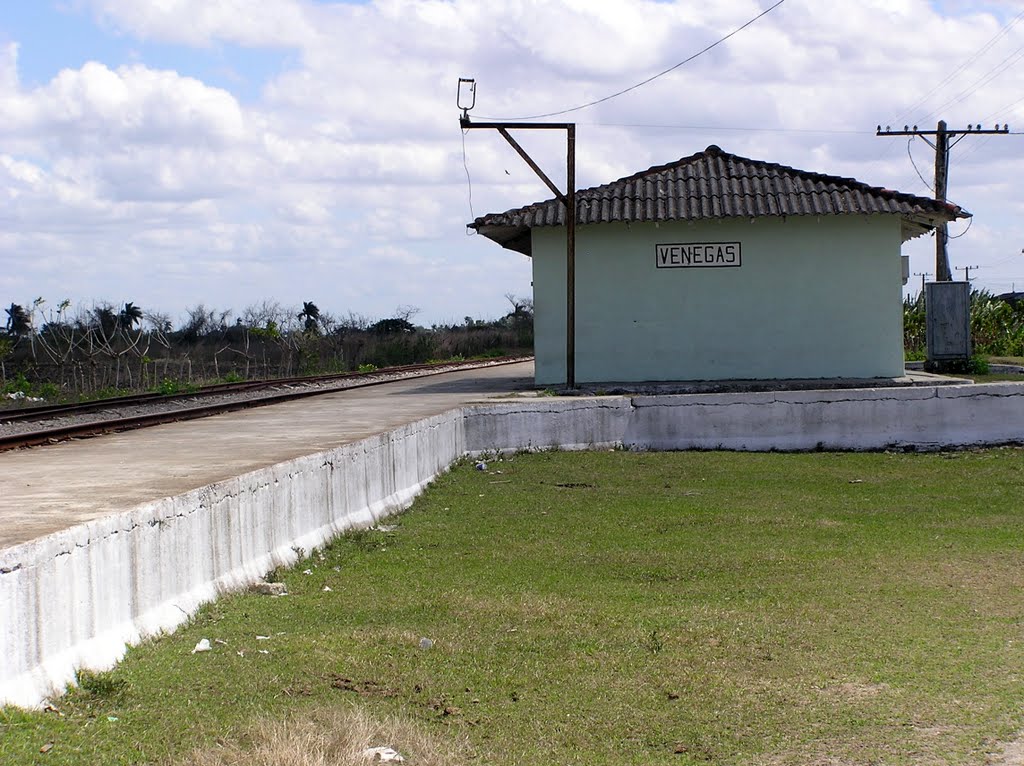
[469,144,970,255]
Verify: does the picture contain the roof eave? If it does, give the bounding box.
[900,206,972,243]
[471,200,972,249]
[474,223,532,256]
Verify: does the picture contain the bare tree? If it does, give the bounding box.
[242,300,290,330]
[178,304,221,343]
[394,304,421,324]
[144,311,174,383]
[504,293,533,316]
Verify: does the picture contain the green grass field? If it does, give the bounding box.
[3,449,1024,765]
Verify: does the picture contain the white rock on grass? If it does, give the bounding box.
[250,581,288,596]
[363,746,405,762]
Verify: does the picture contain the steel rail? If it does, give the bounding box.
[0,358,525,425]
[0,357,531,452]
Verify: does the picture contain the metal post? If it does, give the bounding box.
[459,116,577,387]
[566,125,576,389]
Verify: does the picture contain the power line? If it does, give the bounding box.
[577,120,1011,201]
[981,249,1024,268]
[953,134,994,165]
[892,8,1024,126]
[851,125,1020,201]
[919,45,1024,122]
[582,120,1024,139]
[877,121,1011,281]
[879,9,1024,168]
[478,0,786,121]
[587,122,865,135]
[576,118,1004,199]
[956,264,980,282]
[982,93,1024,122]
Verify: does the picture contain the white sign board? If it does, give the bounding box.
[656,242,741,269]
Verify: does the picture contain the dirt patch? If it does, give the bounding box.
[989,734,1024,766]
[328,676,399,698]
[758,754,860,766]
[177,705,469,766]
[910,723,953,738]
[822,680,890,702]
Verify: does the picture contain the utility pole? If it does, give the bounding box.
[876,121,1009,281]
[914,271,932,295]
[458,78,577,387]
[934,121,949,280]
[955,265,980,282]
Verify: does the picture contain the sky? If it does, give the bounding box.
[0,0,1022,328]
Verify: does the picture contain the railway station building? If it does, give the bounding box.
[471,145,968,385]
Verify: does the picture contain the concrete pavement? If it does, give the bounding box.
[0,361,534,549]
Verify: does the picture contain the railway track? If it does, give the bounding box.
[0,357,530,452]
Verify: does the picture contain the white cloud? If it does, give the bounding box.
[5,61,248,148]
[0,0,1022,321]
[79,0,317,47]
[0,43,18,91]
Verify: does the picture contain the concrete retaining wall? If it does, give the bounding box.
[623,383,1024,451]
[0,411,465,708]
[4,382,1024,708]
[464,383,1024,454]
[464,397,633,454]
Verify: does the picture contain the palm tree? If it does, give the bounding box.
[298,301,321,334]
[91,305,117,341]
[4,303,30,336]
[117,302,143,331]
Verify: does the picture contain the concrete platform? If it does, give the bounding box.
[0,362,535,549]
[6,364,1024,707]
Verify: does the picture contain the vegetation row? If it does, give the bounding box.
[5,289,1024,401]
[1,297,533,401]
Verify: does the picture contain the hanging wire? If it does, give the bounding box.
[478,0,785,121]
[461,128,477,234]
[907,138,934,192]
[947,217,973,239]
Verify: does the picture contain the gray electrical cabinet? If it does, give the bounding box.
[925,281,971,367]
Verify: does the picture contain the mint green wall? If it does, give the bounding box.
[531,216,905,385]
